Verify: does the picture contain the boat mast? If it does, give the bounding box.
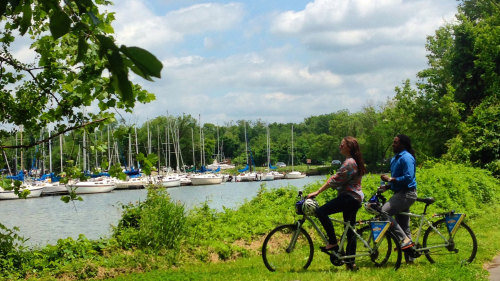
[244,122,248,168]
[216,125,220,163]
[176,126,184,172]
[128,133,132,169]
[20,125,23,172]
[95,130,98,170]
[147,120,151,155]
[83,129,86,172]
[49,129,52,173]
[165,125,169,171]
[60,133,63,173]
[135,126,139,169]
[291,125,294,171]
[107,126,111,170]
[199,114,202,168]
[157,126,161,173]
[15,130,18,174]
[191,127,195,169]
[2,150,12,176]
[267,126,270,171]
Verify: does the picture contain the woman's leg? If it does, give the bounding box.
[344,198,361,265]
[316,194,353,246]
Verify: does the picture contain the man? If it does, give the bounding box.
[379,134,417,262]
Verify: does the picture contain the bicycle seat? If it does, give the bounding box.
[416,197,435,205]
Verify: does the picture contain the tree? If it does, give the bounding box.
[418,0,499,114]
[0,0,161,151]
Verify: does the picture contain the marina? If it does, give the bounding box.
[0,175,325,247]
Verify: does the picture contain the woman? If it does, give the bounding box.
[307,136,366,271]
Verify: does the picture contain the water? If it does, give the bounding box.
[0,175,325,247]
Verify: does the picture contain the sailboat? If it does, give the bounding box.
[236,122,257,182]
[285,125,306,179]
[189,116,223,186]
[259,126,275,181]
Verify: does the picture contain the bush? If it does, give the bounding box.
[361,161,500,218]
[0,222,28,275]
[113,186,187,262]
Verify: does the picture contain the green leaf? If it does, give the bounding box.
[88,11,100,25]
[116,72,133,107]
[75,0,94,14]
[120,46,163,80]
[20,2,32,35]
[0,1,7,18]
[76,35,88,64]
[96,34,117,57]
[49,8,71,39]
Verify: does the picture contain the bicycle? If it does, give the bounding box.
[261,190,402,272]
[366,191,478,265]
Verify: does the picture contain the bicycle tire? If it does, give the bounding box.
[422,219,477,265]
[356,225,402,270]
[261,224,314,272]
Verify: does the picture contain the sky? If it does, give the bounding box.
[19,0,460,126]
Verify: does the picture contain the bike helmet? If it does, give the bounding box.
[302,198,319,216]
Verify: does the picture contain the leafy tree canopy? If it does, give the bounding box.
[0,0,161,148]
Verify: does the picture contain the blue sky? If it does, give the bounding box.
[106,0,458,125]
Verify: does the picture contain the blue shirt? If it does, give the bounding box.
[389,150,417,192]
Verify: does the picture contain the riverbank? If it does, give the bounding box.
[0,162,498,280]
[0,175,325,247]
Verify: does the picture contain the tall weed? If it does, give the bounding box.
[113,186,186,262]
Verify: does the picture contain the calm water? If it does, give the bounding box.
[0,175,325,247]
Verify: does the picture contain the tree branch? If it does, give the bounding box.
[0,118,109,149]
[0,54,63,105]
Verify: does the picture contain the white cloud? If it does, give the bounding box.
[271,0,455,50]
[165,3,244,33]
[109,0,458,125]
[111,0,244,51]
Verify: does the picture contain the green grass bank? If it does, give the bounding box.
[0,161,498,280]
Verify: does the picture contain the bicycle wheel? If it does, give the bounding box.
[422,219,477,265]
[356,225,402,270]
[262,224,314,272]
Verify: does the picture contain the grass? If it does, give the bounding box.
[105,205,500,281]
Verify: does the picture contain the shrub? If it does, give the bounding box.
[113,186,187,263]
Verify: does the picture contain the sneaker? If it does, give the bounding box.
[401,241,415,250]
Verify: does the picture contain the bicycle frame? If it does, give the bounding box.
[292,215,385,260]
[397,211,451,253]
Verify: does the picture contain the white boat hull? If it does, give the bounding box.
[285,171,306,179]
[0,185,44,200]
[67,181,116,194]
[160,178,181,188]
[260,173,275,181]
[115,178,147,189]
[190,175,223,185]
[41,183,68,195]
[270,171,285,180]
[236,172,257,182]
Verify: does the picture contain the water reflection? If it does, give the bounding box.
[0,176,325,247]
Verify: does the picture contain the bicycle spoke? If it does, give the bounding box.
[356,226,402,269]
[423,219,477,265]
[262,224,314,272]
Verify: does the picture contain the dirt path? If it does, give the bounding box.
[487,255,500,281]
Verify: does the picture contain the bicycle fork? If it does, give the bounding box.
[286,220,305,253]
